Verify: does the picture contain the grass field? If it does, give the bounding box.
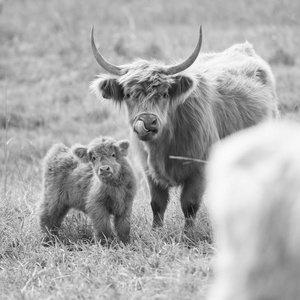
[1,0,299,299]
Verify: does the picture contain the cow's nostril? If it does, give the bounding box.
[151,119,157,125]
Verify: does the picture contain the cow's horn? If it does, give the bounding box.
[165,26,202,75]
[91,26,123,76]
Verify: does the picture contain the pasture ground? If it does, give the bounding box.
[1,0,299,299]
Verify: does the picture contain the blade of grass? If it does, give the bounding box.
[4,70,9,197]
[169,155,209,164]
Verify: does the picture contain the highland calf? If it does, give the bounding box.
[40,136,137,245]
[207,121,300,300]
[90,27,279,233]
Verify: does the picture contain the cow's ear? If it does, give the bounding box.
[99,78,124,101]
[72,144,89,163]
[169,75,194,99]
[115,140,130,157]
[90,77,124,103]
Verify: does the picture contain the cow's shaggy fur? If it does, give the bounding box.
[40,136,137,245]
[206,121,300,300]
[91,40,279,232]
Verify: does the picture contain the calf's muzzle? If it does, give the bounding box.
[98,165,113,180]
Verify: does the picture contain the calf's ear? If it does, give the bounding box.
[169,75,194,99]
[90,77,124,104]
[116,140,130,157]
[72,144,89,163]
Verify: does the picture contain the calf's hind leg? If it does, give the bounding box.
[39,198,70,236]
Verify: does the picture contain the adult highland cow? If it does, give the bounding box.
[90,27,279,232]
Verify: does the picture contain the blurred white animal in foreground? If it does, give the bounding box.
[206,121,300,300]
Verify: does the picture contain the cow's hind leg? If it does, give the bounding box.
[180,171,204,232]
[148,176,169,228]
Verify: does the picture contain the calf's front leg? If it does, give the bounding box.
[87,201,113,245]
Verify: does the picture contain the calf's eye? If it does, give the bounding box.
[112,153,116,158]
[92,156,96,161]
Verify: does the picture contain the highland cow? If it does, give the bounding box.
[40,136,137,244]
[90,26,279,232]
[207,121,300,300]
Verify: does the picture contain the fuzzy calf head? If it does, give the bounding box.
[90,27,202,142]
[72,137,129,183]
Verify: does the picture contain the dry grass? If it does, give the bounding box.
[0,0,299,299]
[0,186,213,300]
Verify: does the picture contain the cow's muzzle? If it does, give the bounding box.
[134,114,159,141]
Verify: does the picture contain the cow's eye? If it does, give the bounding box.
[125,93,131,99]
[92,156,96,162]
[163,92,169,99]
[112,153,116,158]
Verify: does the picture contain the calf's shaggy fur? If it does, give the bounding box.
[206,121,300,300]
[40,136,137,244]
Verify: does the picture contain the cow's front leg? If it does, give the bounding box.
[180,170,205,232]
[147,175,169,228]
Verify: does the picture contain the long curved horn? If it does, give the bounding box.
[165,26,202,75]
[91,26,123,76]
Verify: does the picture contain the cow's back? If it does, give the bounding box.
[187,42,279,139]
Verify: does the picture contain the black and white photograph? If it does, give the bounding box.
[0,0,299,299]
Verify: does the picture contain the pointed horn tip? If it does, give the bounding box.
[164,26,203,75]
[90,26,95,39]
[199,25,203,40]
[90,26,124,76]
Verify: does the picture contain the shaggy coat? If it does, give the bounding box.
[91,41,279,231]
[40,136,137,244]
[207,121,300,300]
